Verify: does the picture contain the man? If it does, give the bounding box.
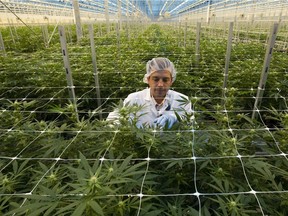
[107,57,192,129]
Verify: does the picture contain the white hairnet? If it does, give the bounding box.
[143,57,177,84]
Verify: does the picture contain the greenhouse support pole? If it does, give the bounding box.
[0,32,6,56]
[71,0,83,42]
[178,21,181,47]
[125,20,130,46]
[99,22,102,37]
[251,0,255,25]
[67,25,73,43]
[252,23,279,119]
[223,19,226,38]
[184,20,187,48]
[195,22,201,64]
[117,0,122,30]
[7,19,15,46]
[88,24,102,119]
[116,21,120,51]
[278,0,284,24]
[222,22,234,92]
[59,26,79,121]
[8,19,19,43]
[206,0,211,24]
[41,25,49,48]
[105,0,110,33]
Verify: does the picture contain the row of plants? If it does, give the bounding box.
[1,22,287,111]
[1,100,288,215]
[0,22,288,215]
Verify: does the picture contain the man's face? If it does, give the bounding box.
[148,70,172,101]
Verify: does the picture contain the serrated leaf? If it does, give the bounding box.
[186,207,199,216]
[198,160,210,170]
[12,160,18,174]
[79,152,92,173]
[56,200,81,214]
[164,160,183,170]
[117,155,133,173]
[25,204,52,216]
[88,200,104,216]
[71,202,86,216]
[43,202,58,216]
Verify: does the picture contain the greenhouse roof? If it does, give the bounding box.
[3,0,285,22]
[10,0,211,20]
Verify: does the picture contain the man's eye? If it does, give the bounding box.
[152,78,160,82]
[152,77,171,82]
[163,78,170,82]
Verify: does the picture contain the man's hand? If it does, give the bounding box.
[154,114,177,129]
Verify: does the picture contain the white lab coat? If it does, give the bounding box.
[107,88,192,128]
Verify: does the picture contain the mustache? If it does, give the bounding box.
[154,87,168,90]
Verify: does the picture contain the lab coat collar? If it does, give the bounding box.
[144,88,172,104]
[144,88,151,101]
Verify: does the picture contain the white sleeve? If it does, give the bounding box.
[106,95,132,122]
[184,99,193,114]
[106,108,120,121]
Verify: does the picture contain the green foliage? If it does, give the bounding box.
[0,22,288,215]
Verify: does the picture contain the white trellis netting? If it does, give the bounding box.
[1,3,288,215]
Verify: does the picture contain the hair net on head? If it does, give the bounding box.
[143,57,177,84]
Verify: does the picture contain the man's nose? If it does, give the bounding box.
[157,79,164,86]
